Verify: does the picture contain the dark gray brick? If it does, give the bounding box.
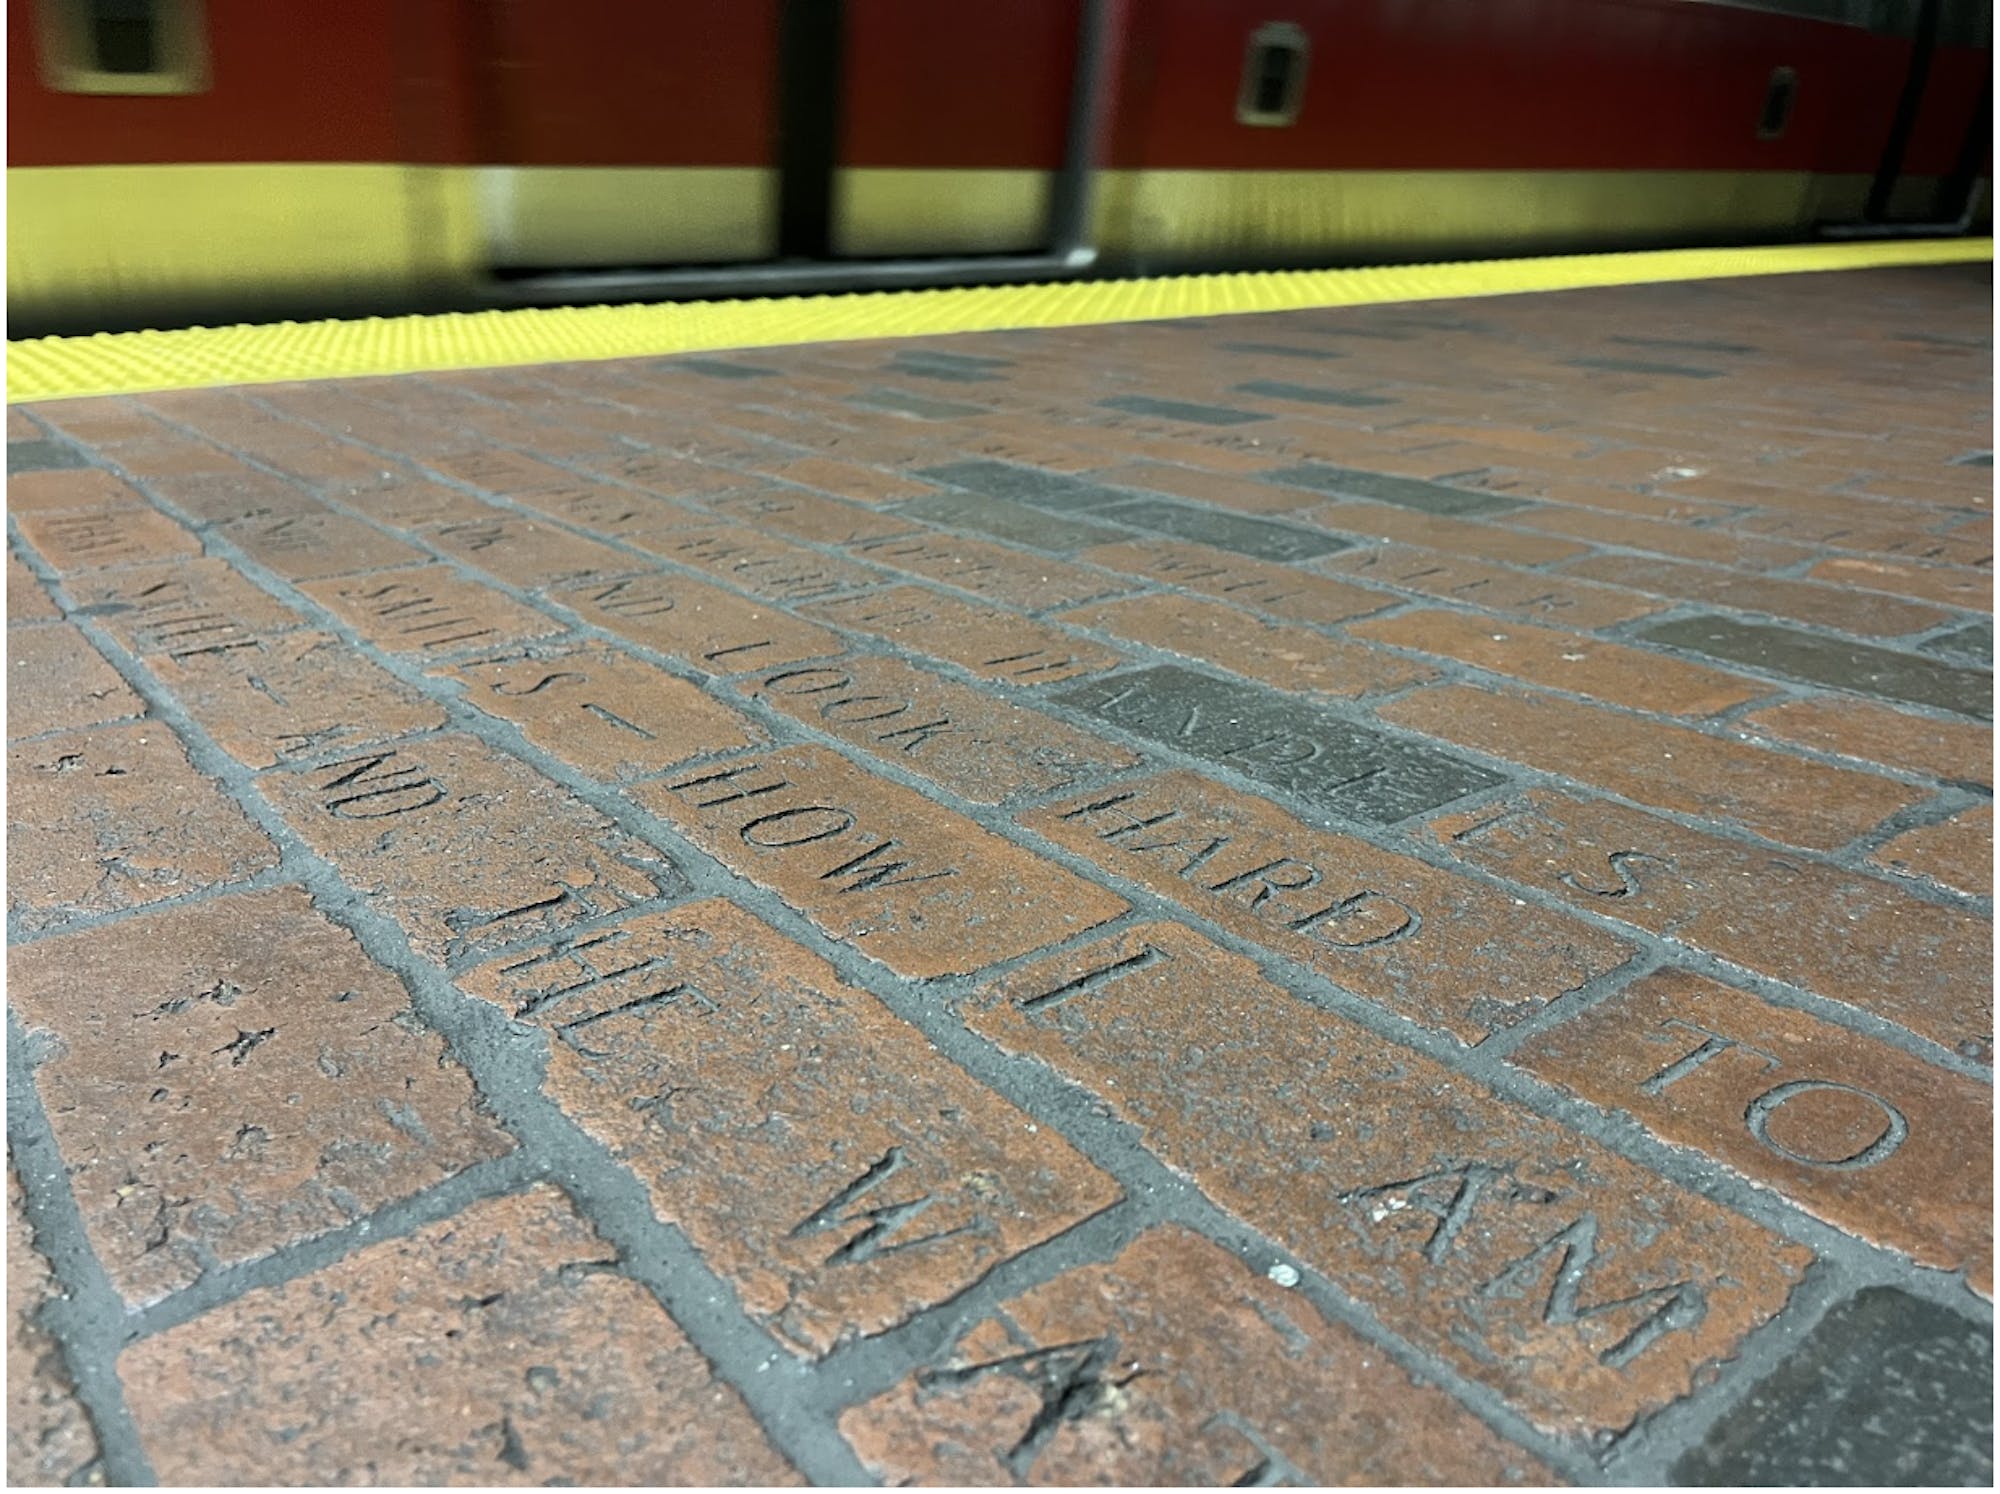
[851,389,991,420]
[1565,355,1725,379]
[1053,664,1506,823]
[1096,396,1270,427]
[1919,620,1994,666]
[1217,342,1347,361]
[1261,463,1527,517]
[913,460,1135,512]
[1673,1289,1992,1487]
[889,351,1010,382]
[1609,334,1758,355]
[1233,381,1396,408]
[8,440,90,474]
[669,359,779,380]
[1952,451,1993,468]
[1638,614,1992,719]
[894,492,1129,553]
[1094,497,1350,562]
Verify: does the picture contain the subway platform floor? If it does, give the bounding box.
[6,261,1994,1486]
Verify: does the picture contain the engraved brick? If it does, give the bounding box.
[424,448,584,494]
[120,1186,800,1485]
[147,467,321,525]
[1092,497,1349,562]
[151,631,446,770]
[1383,683,1922,850]
[703,488,915,545]
[1264,462,1527,516]
[263,733,680,963]
[1305,499,1588,565]
[1077,539,1392,625]
[7,1170,101,1487]
[8,722,278,931]
[967,923,1809,1434]
[1636,615,1990,720]
[7,554,58,622]
[1870,805,1992,898]
[1430,789,1992,1059]
[1671,1288,1993,1484]
[553,571,844,675]
[1350,609,1764,715]
[339,478,503,529]
[738,655,1137,804]
[915,459,1135,512]
[10,887,513,1304]
[629,519,884,602]
[848,531,1117,611]
[300,564,564,655]
[1514,967,1991,1289]
[1743,696,1991,786]
[1058,666,1504,822]
[64,558,301,659]
[427,516,639,589]
[459,901,1119,1354]
[8,623,144,739]
[221,509,425,581]
[893,491,1128,553]
[503,481,690,537]
[1807,555,1992,612]
[1511,505,1814,569]
[1024,773,1629,1039]
[757,455,939,505]
[841,1225,1548,1485]
[635,746,1127,976]
[440,645,764,779]
[1566,553,1950,638]
[14,509,198,573]
[1327,543,1667,628]
[7,467,148,515]
[808,584,1123,685]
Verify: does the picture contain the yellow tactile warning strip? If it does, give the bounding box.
[7,236,1991,403]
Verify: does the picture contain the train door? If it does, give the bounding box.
[472,0,1098,284]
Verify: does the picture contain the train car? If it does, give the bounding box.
[8,0,1991,335]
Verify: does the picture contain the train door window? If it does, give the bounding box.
[1757,66,1798,140]
[35,0,209,95]
[1237,22,1310,127]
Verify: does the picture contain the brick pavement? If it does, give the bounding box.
[7,264,1993,1486]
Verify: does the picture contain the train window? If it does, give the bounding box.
[34,0,209,95]
[1237,22,1310,127]
[1757,66,1798,140]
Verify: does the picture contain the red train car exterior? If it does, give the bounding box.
[8,0,1991,332]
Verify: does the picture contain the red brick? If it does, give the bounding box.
[628,519,885,603]
[337,478,500,529]
[967,922,1810,1435]
[1089,460,1320,514]
[736,654,1138,803]
[499,480,692,537]
[427,515,639,589]
[808,584,1123,684]
[1060,592,1434,698]
[423,448,585,495]
[1382,683,1923,851]
[701,487,915,545]
[220,508,426,581]
[1350,608,1766,716]
[120,1186,801,1485]
[635,745,1127,976]
[145,467,321,526]
[10,886,513,1304]
[262,733,677,963]
[8,623,145,739]
[575,448,754,497]
[14,509,199,574]
[1805,556,1992,613]
[841,1225,1550,1485]
[8,722,278,932]
[7,554,59,622]
[439,644,766,778]
[1305,498,1589,565]
[1562,553,1950,638]
[1326,543,1668,628]
[300,564,564,654]
[749,455,940,505]
[1513,967,1991,1292]
[1429,789,1992,1059]
[151,631,447,770]
[1869,805,1992,898]
[63,558,302,660]
[1080,538,1393,626]
[6,468,149,515]
[1022,772,1633,1041]
[460,900,1120,1354]
[1742,696,1991,787]
[847,530,1118,611]
[7,1170,101,1487]
[1511,505,1816,570]
[7,408,40,440]
[554,570,845,675]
